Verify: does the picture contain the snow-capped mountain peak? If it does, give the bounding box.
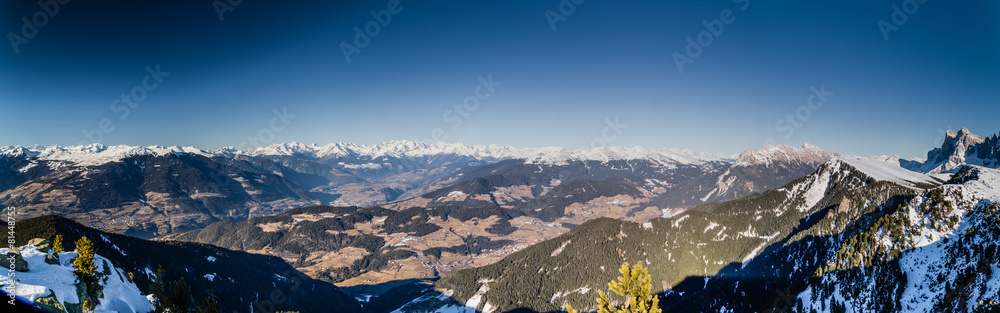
[732,143,835,168]
[0,141,733,168]
[0,144,211,167]
[900,128,999,174]
[518,145,731,166]
[925,127,986,171]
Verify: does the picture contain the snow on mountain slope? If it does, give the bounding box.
[697,143,835,204]
[839,155,942,188]
[0,144,209,167]
[0,245,154,313]
[796,166,1000,313]
[732,143,832,168]
[0,141,732,168]
[519,146,731,167]
[237,141,523,160]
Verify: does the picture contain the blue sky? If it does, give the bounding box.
[1,0,997,158]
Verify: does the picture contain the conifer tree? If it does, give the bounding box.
[151,265,168,312]
[168,277,194,313]
[196,295,222,313]
[566,262,662,313]
[73,237,96,275]
[74,236,101,307]
[52,235,64,253]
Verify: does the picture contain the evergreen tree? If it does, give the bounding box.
[52,235,64,253]
[73,236,102,307]
[595,262,661,313]
[73,237,96,275]
[151,265,167,312]
[168,277,194,313]
[196,295,222,313]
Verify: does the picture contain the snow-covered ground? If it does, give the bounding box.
[798,166,1000,312]
[390,289,481,313]
[0,245,153,313]
[840,155,940,188]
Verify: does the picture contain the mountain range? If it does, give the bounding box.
[0,141,825,237]
[2,128,999,313]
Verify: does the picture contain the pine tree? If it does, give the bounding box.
[196,295,222,313]
[52,235,64,253]
[73,236,101,308]
[151,265,167,312]
[73,237,96,275]
[168,277,194,313]
[595,262,662,313]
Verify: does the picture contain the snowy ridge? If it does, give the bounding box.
[237,141,733,166]
[0,144,210,167]
[0,140,732,167]
[837,155,941,188]
[797,167,1000,312]
[519,145,732,166]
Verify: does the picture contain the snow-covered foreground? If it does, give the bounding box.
[0,245,153,313]
[797,166,1000,312]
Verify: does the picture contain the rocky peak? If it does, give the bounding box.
[924,128,988,172]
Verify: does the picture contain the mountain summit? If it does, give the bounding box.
[906,128,999,173]
[732,143,834,168]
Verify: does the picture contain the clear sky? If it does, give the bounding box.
[1,0,998,158]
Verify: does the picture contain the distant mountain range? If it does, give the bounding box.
[0,141,821,237]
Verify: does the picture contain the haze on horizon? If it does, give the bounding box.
[1,0,997,159]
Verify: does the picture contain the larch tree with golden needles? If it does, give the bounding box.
[567,262,661,313]
[73,237,96,276]
[53,235,64,253]
[74,236,102,308]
